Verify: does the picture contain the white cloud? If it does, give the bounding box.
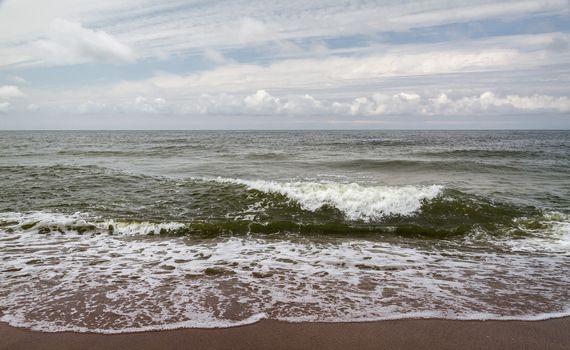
[0,102,11,113]
[243,90,282,113]
[2,0,567,67]
[390,0,568,27]
[104,46,535,98]
[338,91,570,115]
[129,96,170,114]
[0,85,24,98]
[61,90,570,116]
[76,96,171,114]
[203,48,231,64]
[94,0,569,60]
[283,94,325,114]
[237,17,276,44]
[473,91,570,112]
[0,1,568,129]
[32,19,136,65]
[77,100,117,114]
[0,85,23,113]
[224,90,569,116]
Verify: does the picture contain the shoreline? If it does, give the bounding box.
[2,318,570,350]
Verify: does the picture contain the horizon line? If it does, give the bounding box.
[1,129,569,132]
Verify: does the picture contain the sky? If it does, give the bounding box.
[0,0,569,129]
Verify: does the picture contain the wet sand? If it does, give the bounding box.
[1,318,569,350]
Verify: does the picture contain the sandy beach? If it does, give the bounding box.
[1,318,569,350]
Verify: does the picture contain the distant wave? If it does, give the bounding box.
[317,139,417,147]
[320,159,520,172]
[418,149,545,158]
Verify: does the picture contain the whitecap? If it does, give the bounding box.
[212,178,443,221]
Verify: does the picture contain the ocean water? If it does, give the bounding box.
[0,130,569,333]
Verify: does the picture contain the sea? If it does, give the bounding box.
[0,130,569,333]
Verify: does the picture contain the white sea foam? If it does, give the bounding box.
[505,212,570,254]
[212,178,443,221]
[103,220,186,236]
[1,312,267,334]
[0,211,185,236]
[1,212,569,333]
[0,211,91,229]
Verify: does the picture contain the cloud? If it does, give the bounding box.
[6,76,27,84]
[76,96,171,114]
[194,90,329,116]
[32,19,136,65]
[1,0,568,68]
[0,1,568,129]
[282,94,324,114]
[93,0,569,60]
[0,85,24,98]
[27,103,39,111]
[0,85,22,113]
[105,46,535,98]
[63,90,570,116]
[237,17,276,44]
[201,90,570,116]
[0,102,10,113]
[243,90,282,113]
[203,48,231,64]
[390,0,568,27]
[475,91,570,112]
[129,96,169,114]
[338,91,570,115]
[547,36,570,52]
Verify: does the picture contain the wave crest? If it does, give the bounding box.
[213,178,443,221]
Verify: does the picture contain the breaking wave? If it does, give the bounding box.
[1,176,568,245]
[211,178,443,221]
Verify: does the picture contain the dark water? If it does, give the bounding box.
[0,131,569,333]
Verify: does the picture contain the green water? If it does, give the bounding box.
[0,130,569,332]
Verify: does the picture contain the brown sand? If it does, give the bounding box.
[1,318,569,350]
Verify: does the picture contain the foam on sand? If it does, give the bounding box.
[1,213,569,333]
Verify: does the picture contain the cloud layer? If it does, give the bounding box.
[57,90,570,116]
[0,0,568,128]
[32,19,136,65]
[1,0,568,68]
